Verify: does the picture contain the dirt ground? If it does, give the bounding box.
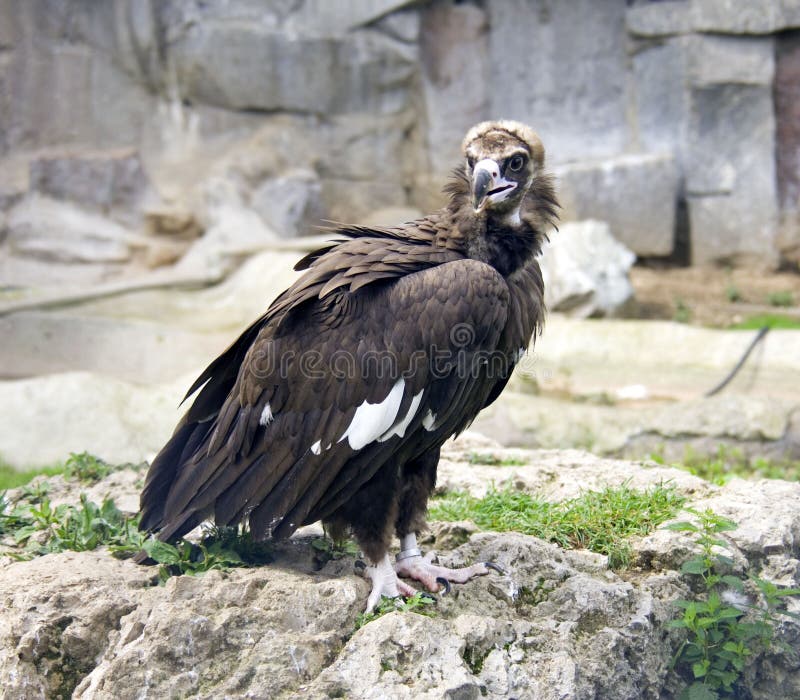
[629,265,800,327]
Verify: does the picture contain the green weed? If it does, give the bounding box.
[674,299,692,324]
[677,446,799,485]
[666,509,800,699]
[355,591,437,630]
[429,483,685,569]
[724,285,742,303]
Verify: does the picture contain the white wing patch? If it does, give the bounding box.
[310,440,322,455]
[422,410,437,431]
[259,403,274,426]
[339,378,405,450]
[378,389,424,442]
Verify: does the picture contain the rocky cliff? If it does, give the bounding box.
[1,0,799,287]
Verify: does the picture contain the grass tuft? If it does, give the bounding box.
[429,482,685,569]
[466,452,528,467]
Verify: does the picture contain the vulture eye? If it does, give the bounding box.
[508,155,525,172]
[467,156,476,169]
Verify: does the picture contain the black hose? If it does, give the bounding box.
[705,326,770,397]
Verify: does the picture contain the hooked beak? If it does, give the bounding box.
[471,158,517,212]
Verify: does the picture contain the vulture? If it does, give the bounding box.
[138,120,559,611]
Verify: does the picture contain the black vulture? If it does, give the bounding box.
[138,120,559,610]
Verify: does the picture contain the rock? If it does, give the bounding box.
[436,446,712,501]
[687,34,774,87]
[486,0,628,163]
[689,0,800,35]
[6,196,133,265]
[173,202,278,279]
[626,2,690,37]
[419,2,489,175]
[0,248,303,384]
[289,0,419,36]
[169,20,417,115]
[1,447,799,698]
[0,372,187,468]
[540,220,636,318]
[472,389,800,460]
[28,149,150,227]
[554,154,678,257]
[630,37,690,157]
[686,78,779,265]
[0,552,156,700]
[776,32,800,266]
[249,170,323,238]
[534,317,800,402]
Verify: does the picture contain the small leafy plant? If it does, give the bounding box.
[355,591,437,630]
[666,508,800,699]
[311,535,359,565]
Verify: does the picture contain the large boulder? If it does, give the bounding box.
[1,449,799,699]
[553,154,678,257]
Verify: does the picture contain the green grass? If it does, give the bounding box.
[659,446,800,485]
[729,313,800,330]
[429,482,685,569]
[0,451,130,491]
[466,452,528,467]
[0,462,64,490]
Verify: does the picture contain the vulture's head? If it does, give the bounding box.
[462,120,545,219]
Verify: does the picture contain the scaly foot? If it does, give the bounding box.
[358,554,419,612]
[394,550,497,593]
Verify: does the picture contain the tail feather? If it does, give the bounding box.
[139,421,203,533]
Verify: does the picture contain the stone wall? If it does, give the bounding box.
[1,0,799,280]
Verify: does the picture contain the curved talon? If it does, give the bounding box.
[436,576,452,595]
[419,591,437,603]
[484,561,508,575]
[354,559,367,572]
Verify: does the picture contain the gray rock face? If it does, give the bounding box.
[1,451,799,699]
[689,0,800,34]
[487,0,628,163]
[686,85,779,264]
[28,150,149,227]
[554,154,678,257]
[170,20,416,116]
[4,0,799,272]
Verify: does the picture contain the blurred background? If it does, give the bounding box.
[0,0,798,476]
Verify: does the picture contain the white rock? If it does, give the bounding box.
[540,220,635,318]
[7,196,133,265]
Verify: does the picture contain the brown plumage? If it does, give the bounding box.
[138,120,558,609]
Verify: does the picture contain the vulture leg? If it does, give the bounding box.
[392,449,493,591]
[394,532,493,592]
